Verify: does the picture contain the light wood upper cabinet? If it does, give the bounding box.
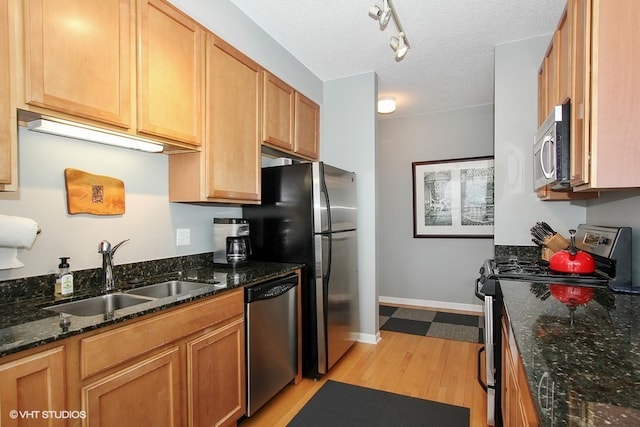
[137,0,205,147]
[23,0,132,128]
[206,37,260,202]
[262,71,319,160]
[169,36,261,203]
[294,92,320,159]
[0,0,17,191]
[573,0,640,190]
[262,70,294,152]
[0,346,67,426]
[570,0,590,187]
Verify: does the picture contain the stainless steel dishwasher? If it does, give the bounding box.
[245,273,298,417]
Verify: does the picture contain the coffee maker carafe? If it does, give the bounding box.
[213,218,251,266]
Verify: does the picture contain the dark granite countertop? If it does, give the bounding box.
[0,261,301,358]
[500,279,640,426]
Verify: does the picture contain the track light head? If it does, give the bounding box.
[390,32,409,60]
[369,0,391,29]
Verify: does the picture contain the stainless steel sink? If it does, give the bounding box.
[44,293,153,317]
[125,280,211,298]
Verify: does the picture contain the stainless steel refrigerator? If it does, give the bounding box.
[243,161,359,378]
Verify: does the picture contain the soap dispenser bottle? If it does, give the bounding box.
[55,257,73,298]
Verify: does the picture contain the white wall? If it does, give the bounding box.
[0,128,240,280]
[494,35,586,244]
[376,105,495,312]
[321,72,378,343]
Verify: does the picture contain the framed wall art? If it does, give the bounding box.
[412,156,494,238]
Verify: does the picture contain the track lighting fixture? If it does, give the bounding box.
[390,32,409,60]
[368,0,410,60]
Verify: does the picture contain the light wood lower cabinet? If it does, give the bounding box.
[0,346,67,427]
[80,290,245,427]
[83,347,182,427]
[187,318,245,427]
[502,317,539,427]
[0,289,246,427]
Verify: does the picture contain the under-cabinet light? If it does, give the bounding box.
[27,118,164,153]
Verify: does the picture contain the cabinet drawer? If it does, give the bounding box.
[80,289,243,379]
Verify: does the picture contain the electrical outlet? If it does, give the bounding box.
[176,228,191,246]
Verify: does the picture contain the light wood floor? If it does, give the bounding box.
[239,329,489,427]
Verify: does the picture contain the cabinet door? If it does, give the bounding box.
[137,0,205,147]
[24,0,132,128]
[83,347,182,427]
[262,71,294,151]
[537,64,547,127]
[294,92,319,160]
[187,318,245,427]
[207,37,260,202]
[570,0,590,186]
[0,0,14,188]
[0,346,66,427]
[556,7,571,105]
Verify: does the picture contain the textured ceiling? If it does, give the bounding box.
[228,0,566,117]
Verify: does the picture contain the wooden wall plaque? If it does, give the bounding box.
[64,168,125,215]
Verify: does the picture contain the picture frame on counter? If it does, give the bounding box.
[412,156,494,238]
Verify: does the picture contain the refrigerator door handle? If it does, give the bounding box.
[320,164,333,284]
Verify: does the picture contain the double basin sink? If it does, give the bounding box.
[44,280,219,317]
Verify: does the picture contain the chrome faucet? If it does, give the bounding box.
[98,239,129,292]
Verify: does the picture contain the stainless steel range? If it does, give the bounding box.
[474,224,632,427]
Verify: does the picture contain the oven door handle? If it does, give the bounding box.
[477,345,488,392]
[475,277,485,300]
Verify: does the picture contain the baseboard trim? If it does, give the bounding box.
[379,296,483,314]
[357,332,380,345]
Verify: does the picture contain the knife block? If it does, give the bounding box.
[543,234,570,253]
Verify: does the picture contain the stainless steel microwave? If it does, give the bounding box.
[533,103,571,191]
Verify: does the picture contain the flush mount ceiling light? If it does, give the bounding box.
[27,118,164,153]
[368,0,410,60]
[377,96,397,114]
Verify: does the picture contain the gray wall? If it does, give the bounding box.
[587,191,640,285]
[0,128,241,280]
[494,35,586,245]
[321,72,378,343]
[377,105,495,311]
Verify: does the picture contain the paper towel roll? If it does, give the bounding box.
[0,215,39,248]
[0,248,25,269]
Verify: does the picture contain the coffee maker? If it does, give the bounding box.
[213,218,251,267]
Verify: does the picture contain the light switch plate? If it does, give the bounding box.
[176,228,191,246]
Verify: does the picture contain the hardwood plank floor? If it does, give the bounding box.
[239,330,489,427]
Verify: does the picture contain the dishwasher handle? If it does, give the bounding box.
[245,274,298,303]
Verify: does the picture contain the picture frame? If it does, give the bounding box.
[412,156,494,238]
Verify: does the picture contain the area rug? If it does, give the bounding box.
[379,304,484,344]
[288,380,470,427]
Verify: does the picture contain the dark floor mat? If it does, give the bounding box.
[288,380,470,427]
